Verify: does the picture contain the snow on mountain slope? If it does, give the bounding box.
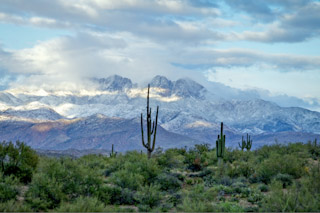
[1,108,64,121]
[1,75,319,150]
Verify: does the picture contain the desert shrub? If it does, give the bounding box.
[0,200,32,212]
[262,178,320,212]
[42,157,103,199]
[194,143,211,154]
[274,173,293,188]
[224,149,253,164]
[155,173,182,192]
[78,154,109,172]
[203,174,217,187]
[177,197,215,212]
[135,184,162,211]
[177,184,217,212]
[25,173,65,211]
[156,149,185,169]
[167,192,182,207]
[211,184,233,196]
[110,170,144,190]
[123,157,161,184]
[255,144,285,162]
[184,149,202,171]
[0,141,38,183]
[307,140,320,159]
[231,181,248,194]
[0,183,18,203]
[257,154,305,183]
[0,174,19,203]
[213,201,245,212]
[227,160,255,178]
[56,196,106,212]
[98,185,135,205]
[107,151,161,188]
[25,157,104,210]
[247,190,263,204]
[104,151,142,176]
[218,175,233,186]
[258,183,269,192]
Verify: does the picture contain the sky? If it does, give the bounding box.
[0,0,319,110]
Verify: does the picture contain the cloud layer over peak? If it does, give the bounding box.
[0,0,319,110]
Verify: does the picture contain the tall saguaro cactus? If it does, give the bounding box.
[245,133,253,151]
[109,144,117,158]
[239,136,246,151]
[141,84,159,159]
[239,133,253,151]
[216,122,225,164]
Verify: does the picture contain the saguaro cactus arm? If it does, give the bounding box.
[141,113,148,149]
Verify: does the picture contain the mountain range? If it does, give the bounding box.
[0,75,319,152]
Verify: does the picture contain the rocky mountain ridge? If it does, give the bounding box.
[0,75,319,151]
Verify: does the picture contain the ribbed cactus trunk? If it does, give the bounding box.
[246,133,252,151]
[216,122,225,165]
[109,144,117,157]
[239,136,246,151]
[141,84,159,159]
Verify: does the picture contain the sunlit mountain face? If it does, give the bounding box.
[0,75,319,151]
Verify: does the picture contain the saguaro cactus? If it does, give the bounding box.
[109,144,117,157]
[239,133,253,151]
[216,122,225,164]
[245,134,253,151]
[141,84,159,159]
[239,136,246,151]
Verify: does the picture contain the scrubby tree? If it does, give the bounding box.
[0,141,38,183]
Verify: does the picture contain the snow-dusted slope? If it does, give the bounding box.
[0,75,319,150]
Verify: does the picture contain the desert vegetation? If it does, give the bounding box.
[0,139,319,212]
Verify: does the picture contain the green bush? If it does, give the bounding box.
[247,190,263,204]
[110,169,144,190]
[258,183,269,192]
[25,173,65,211]
[257,154,305,183]
[228,160,254,178]
[0,174,19,203]
[0,141,38,183]
[155,173,182,192]
[213,201,245,212]
[135,184,162,211]
[0,200,32,212]
[98,184,135,205]
[56,196,106,212]
[0,182,18,202]
[274,173,293,188]
[177,197,215,212]
[156,149,185,169]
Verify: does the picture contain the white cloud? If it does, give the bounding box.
[0,0,319,110]
[206,66,320,101]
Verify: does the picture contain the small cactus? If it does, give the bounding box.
[109,144,117,157]
[216,122,225,164]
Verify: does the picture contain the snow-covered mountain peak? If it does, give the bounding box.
[150,76,206,98]
[97,75,133,91]
[150,75,173,89]
[172,78,206,98]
